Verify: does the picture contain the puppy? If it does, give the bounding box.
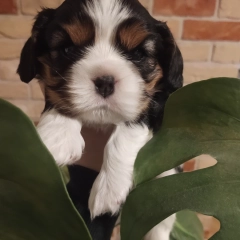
[17,0,183,238]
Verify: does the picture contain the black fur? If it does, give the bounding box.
[17,37,37,83]
[17,8,56,83]
[17,0,183,129]
[16,2,184,239]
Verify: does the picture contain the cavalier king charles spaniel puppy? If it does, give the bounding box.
[17,0,183,239]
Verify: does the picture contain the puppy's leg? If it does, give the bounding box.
[89,123,152,218]
[144,214,176,240]
[144,169,179,240]
[37,109,85,166]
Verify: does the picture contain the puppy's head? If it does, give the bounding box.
[17,0,183,126]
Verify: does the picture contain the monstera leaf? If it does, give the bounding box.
[0,99,91,240]
[1,77,238,240]
[170,211,204,240]
[121,78,240,240]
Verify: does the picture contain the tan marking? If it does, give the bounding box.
[136,64,163,115]
[36,59,77,117]
[37,62,62,104]
[145,65,163,95]
[63,18,94,45]
[47,88,61,104]
[139,97,151,113]
[40,63,56,86]
[118,21,150,50]
[46,87,73,116]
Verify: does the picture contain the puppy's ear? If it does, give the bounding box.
[147,21,183,132]
[156,21,183,92]
[17,8,55,83]
[17,37,37,83]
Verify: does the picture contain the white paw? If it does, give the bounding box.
[39,129,85,166]
[144,214,176,240]
[88,171,132,219]
[37,109,85,166]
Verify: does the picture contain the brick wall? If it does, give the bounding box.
[0,0,240,121]
[1,0,234,238]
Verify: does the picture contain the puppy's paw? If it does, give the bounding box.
[40,130,84,166]
[144,214,176,240]
[88,171,132,219]
[37,109,85,166]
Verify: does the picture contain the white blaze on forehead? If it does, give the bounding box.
[68,0,146,124]
[86,0,130,40]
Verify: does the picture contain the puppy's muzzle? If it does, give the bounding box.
[94,75,115,98]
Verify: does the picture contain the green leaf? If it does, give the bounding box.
[121,78,240,240]
[0,99,91,240]
[60,166,70,185]
[170,211,204,240]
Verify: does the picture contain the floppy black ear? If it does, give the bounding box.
[17,8,55,83]
[146,21,183,132]
[156,21,183,92]
[17,37,37,83]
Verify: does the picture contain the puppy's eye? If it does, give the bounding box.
[64,47,69,53]
[62,46,74,55]
[132,48,146,61]
[64,46,74,54]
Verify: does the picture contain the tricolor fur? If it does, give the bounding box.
[17,0,183,239]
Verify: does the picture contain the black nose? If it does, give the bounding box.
[94,75,115,98]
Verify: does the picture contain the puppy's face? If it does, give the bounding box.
[18,0,183,126]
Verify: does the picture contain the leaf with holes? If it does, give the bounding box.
[0,99,91,240]
[121,78,240,240]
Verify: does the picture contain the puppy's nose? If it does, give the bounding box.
[94,75,115,98]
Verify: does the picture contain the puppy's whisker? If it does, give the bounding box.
[47,66,68,82]
[117,73,133,81]
[70,52,84,58]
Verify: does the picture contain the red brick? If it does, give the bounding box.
[184,64,238,84]
[139,0,151,11]
[153,0,216,16]
[0,82,29,99]
[155,18,182,39]
[0,0,17,14]
[219,0,240,19]
[0,60,20,81]
[0,39,24,59]
[30,80,44,100]
[9,100,44,121]
[183,20,240,41]
[21,0,62,15]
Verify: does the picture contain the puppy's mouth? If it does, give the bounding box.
[89,98,119,113]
